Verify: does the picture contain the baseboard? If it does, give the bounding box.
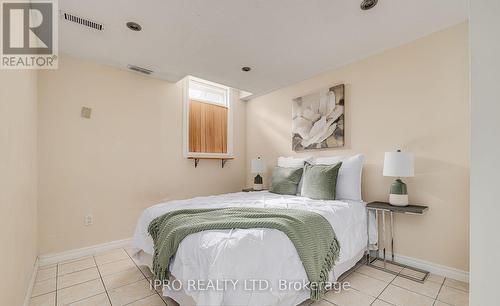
[38,238,133,266]
[23,257,39,306]
[381,251,469,283]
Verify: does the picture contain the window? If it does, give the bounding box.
[183,76,233,158]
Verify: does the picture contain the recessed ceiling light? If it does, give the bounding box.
[360,0,378,10]
[242,67,251,72]
[126,21,142,31]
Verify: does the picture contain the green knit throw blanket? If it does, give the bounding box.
[148,207,340,300]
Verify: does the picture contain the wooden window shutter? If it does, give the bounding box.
[189,100,228,153]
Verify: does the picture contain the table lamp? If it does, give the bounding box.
[251,157,264,190]
[383,150,414,206]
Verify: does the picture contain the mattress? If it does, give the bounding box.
[132,191,377,306]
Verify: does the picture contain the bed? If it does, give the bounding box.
[131,190,377,306]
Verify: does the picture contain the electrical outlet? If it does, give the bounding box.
[84,214,93,226]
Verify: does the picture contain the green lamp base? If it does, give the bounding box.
[253,174,263,191]
[389,179,409,206]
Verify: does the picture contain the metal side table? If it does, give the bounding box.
[366,201,430,283]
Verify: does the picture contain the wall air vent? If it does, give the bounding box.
[62,12,104,31]
[127,65,154,75]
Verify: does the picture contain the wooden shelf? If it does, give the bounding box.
[367,201,428,214]
[187,157,234,168]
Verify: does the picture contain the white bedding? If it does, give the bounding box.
[132,191,376,306]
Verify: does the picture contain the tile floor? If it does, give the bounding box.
[30,248,469,306]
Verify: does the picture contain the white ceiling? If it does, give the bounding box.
[59,0,468,98]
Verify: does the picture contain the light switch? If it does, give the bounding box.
[81,107,92,119]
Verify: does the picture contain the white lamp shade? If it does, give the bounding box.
[383,151,414,177]
[251,158,265,174]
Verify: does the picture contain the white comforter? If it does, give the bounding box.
[132,191,372,306]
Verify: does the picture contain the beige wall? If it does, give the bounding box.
[38,56,246,254]
[246,23,469,271]
[0,70,38,305]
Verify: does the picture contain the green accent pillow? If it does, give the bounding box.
[269,166,304,195]
[301,162,342,200]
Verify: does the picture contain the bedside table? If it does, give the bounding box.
[242,188,267,192]
[366,201,430,283]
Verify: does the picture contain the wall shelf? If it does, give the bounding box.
[188,157,234,168]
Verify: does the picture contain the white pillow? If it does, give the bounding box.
[314,154,364,201]
[277,156,312,194]
[277,156,313,168]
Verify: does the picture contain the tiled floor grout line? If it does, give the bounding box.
[92,254,113,306]
[319,298,337,306]
[55,276,99,289]
[122,292,158,306]
[55,264,59,306]
[365,263,397,306]
[63,292,106,306]
[369,279,394,306]
[58,256,93,266]
[433,277,447,306]
[124,248,149,279]
[57,265,95,277]
[57,277,102,291]
[124,247,170,306]
[31,279,57,298]
[387,281,440,300]
[441,280,469,294]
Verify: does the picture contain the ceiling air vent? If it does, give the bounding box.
[62,12,104,31]
[127,65,153,75]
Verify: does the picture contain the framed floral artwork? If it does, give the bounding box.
[292,84,344,151]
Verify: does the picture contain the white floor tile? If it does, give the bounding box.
[57,267,100,290]
[29,292,56,306]
[437,285,469,306]
[102,267,145,290]
[443,278,469,292]
[296,300,313,306]
[38,263,57,270]
[371,299,394,306]
[32,277,56,297]
[355,265,396,283]
[392,276,442,298]
[344,271,388,297]
[427,274,446,285]
[324,288,375,306]
[379,284,434,306]
[36,267,57,282]
[66,293,111,306]
[127,294,167,306]
[309,300,335,306]
[139,265,154,278]
[94,249,129,266]
[107,279,156,305]
[56,279,105,306]
[58,257,96,276]
[97,258,136,276]
[433,301,452,306]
